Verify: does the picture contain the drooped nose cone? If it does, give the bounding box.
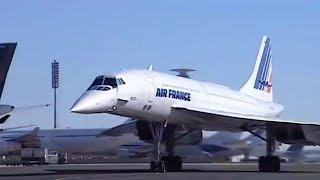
[70,95,93,114]
[70,90,117,114]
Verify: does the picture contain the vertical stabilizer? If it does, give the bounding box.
[0,43,17,99]
[240,36,273,102]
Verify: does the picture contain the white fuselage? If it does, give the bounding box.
[71,70,283,131]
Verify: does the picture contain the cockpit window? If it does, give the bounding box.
[101,86,111,91]
[90,76,104,87]
[117,78,126,85]
[96,86,103,90]
[87,75,117,91]
[103,78,117,88]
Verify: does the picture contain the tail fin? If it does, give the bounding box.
[240,36,273,102]
[0,43,17,99]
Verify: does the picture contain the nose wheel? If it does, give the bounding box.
[150,156,182,172]
[162,155,182,172]
[150,161,165,173]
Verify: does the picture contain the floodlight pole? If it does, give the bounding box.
[51,60,59,129]
[54,86,57,128]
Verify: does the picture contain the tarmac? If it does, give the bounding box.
[0,163,319,180]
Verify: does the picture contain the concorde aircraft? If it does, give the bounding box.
[71,36,320,172]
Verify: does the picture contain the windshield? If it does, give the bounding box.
[90,76,104,87]
[103,77,117,87]
[87,75,125,91]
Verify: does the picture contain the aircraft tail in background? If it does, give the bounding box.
[0,43,17,99]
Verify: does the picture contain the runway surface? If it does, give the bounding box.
[0,163,319,180]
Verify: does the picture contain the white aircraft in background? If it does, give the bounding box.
[104,119,265,159]
[0,125,200,158]
[0,127,139,163]
[0,122,264,163]
[200,130,266,160]
[71,36,320,172]
[279,145,320,163]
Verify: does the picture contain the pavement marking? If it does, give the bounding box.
[51,163,150,166]
[183,163,257,166]
[51,163,257,166]
[55,178,68,180]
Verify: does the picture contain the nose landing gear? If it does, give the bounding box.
[148,120,183,173]
[150,160,166,173]
[161,155,182,172]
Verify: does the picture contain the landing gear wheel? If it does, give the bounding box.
[58,156,66,164]
[150,161,156,172]
[150,161,165,173]
[161,156,182,172]
[259,156,280,172]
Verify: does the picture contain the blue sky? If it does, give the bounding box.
[0,0,319,129]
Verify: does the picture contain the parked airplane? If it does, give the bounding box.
[0,128,137,159]
[0,124,263,164]
[201,130,266,160]
[104,119,265,160]
[0,120,201,162]
[279,145,320,163]
[71,36,320,172]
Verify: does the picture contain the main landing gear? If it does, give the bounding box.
[148,120,183,172]
[258,126,280,172]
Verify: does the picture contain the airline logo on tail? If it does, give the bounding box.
[254,37,272,93]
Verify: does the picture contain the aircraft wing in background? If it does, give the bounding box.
[97,119,138,137]
[117,143,154,158]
